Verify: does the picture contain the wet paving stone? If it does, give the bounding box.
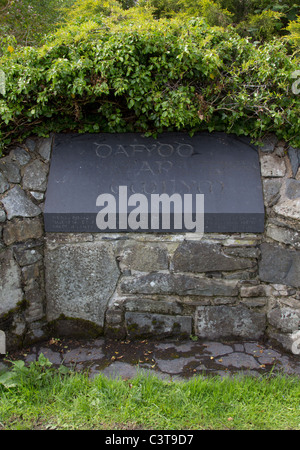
[1,337,299,380]
[217,352,261,370]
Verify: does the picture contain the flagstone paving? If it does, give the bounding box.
[1,338,300,380]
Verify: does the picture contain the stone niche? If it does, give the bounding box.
[0,132,300,354]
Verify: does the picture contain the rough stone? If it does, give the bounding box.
[117,242,168,272]
[0,157,21,183]
[1,186,41,220]
[274,141,286,157]
[278,297,300,309]
[24,138,37,153]
[268,307,300,333]
[124,298,183,315]
[262,178,281,206]
[222,237,260,247]
[0,172,9,194]
[22,262,43,286]
[22,160,48,192]
[45,240,120,327]
[288,146,300,177]
[0,249,23,315]
[125,312,192,338]
[259,134,278,153]
[285,179,300,200]
[173,241,255,273]
[223,246,260,258]
[24,281,44,322]
[266,224,300,248]
[212,297,236,305]
[273,179,300,221]
[259,243,300,288]
[30,191,44,201]
[240,285,271,297]
[269,331,300,355]
[0,208,6,223]
[10,147,31,166]
[3,217,43,245]
[13,243,43,266]
[120,273,239,297]
[274,200,300,221]
[240,297,267,307]
[38,137,52,162]
[260,154,286,177]
[271,284,297,297]
[196,305,266,340]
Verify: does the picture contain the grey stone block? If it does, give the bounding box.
[266,224,300,248]
[268,307,300,333]
[260,154,286,177]
[125,312,192,338]
[22,160,48,192]
[0,158,21,183]
[262,178,281,207]
[124,298,183,315]
[173,241,255,273]
[288,147,300,177]
[45,241,120,327]
[118,242,168,272]
[3,217,43,245]
[1,186,41,220]
[38,137,52,162]
[13,244,43,266]
[196,305,266,340]
[0,208,6,223]
[259,243,300,288]
[10,147,31,166]
[285,179,300,200]
[120,273,239,296]
[0,249,23,315]
[259,134,278,153]
[0,172,9,194]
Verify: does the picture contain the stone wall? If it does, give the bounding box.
[0,133,299,352]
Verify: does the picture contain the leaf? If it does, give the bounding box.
[0,371,17,388]
[12,360,25,370]
[58,365,71,375]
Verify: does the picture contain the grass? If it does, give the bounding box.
[0,354,299,430]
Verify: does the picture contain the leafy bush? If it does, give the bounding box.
[286,15,300,47]
[0,15,299,154]
[236,10,284,41]
[0,0,74,47]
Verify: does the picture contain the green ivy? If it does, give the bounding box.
[0,16,299,155]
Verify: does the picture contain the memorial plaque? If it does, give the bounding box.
[44,132,265,233]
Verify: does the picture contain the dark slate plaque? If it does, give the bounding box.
[44,132,265,233]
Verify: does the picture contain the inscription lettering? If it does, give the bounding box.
[137,160,174,176]
[110,179,223,196]
[94,142,195,158]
